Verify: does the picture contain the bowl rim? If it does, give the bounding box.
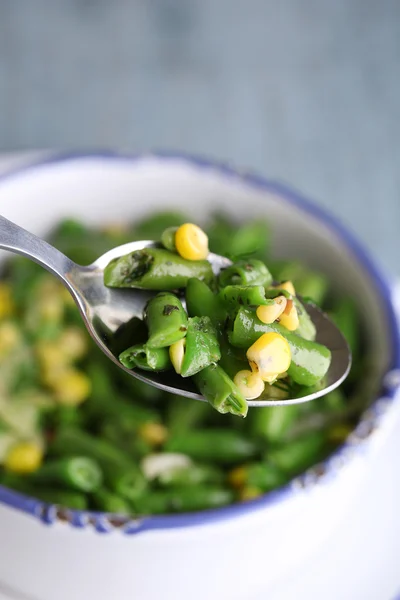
[0,149,399,535]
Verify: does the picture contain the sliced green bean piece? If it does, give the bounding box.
[193,365,248,417]
[219,285,274,310]
[180,317,221,377]
[239,462,288,492]
[145,293,188,348]
[157,463,223,487]
[249,404,300,442]
[166,429,259,464]
[267,432,326,476]
[34,489,88,510]
[135,486,234,514]
[160,226,178,252]
[92,488,133,515]
[329,297,359,357]
[119,344,171,371]
[29,457,102,492]
[218,259,272,288]
[185,278,225,325]
[167,395,211,436]
[228,307,331,387]
[104,248,213,290]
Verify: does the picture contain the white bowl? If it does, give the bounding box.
[0,152,399,600]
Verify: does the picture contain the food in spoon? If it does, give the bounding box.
[0,212,362,516]
[103,223,332,416]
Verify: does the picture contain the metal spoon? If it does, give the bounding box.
[0,215,351,406]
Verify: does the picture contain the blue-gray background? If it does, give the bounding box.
[0,0,399,274]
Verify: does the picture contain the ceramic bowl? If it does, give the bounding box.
[0,152,399,600]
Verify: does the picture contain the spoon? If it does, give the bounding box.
[0,215,351,406]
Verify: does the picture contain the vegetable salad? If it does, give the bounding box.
[0,212,362,515]
[105,223,332,416]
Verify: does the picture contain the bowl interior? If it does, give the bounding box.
[0,154,393,394]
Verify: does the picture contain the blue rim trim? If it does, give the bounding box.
[0,149,399,535]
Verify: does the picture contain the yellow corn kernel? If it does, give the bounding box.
[175,223,209,260]
[0,322,21,356]
[256,296,287,324]
[59,327,88,361]
[0,284,15,320]
[139,422,168,446]
[36,341,68,384]
[234,369,265,400]
[52,369,91,405]
[5,441,43,474]
[169,338,186,374]
[274,281,296,296]
[239,486,263,502]
[246,332,291,382]
[278,299,299,331]
[227,465,248,489]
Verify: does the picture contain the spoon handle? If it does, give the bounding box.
[0,215,75,281]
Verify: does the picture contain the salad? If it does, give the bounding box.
[105,223,332,416]
[0,211,361,515]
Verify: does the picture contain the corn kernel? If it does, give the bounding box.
[139,422,168,446]
[239,486,263,501]
[169,338,186,374]
[278,299,299,331]
[228,465,248,489]
[59,327,88,361]
[234,369,265,400]
[175,223,209,261]
[0,322,21,356]
[5,441,43,474]
[0,284,15,320]
[256,296,287,324]
[52,369,91,405]
[274,281,296,296]
[246,332,291,382]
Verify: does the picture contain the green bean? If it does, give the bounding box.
[219,285,274,310]
[249,404,300,442]
[228,307,331,387]
[239,462,288,492]
[193,365,248,417]
[119,344,171,371]
[92,488,132,514]
[157,463,223,487]
[295,273,329,306]
[166,429,259,464]
[180,317,221,377]
[160,227,178,252]
[206,214,270,260]
[29,457,102,492]
[167,395,211,435]
[267,432,326,476]
[107,464,147,503]
[145,292,188,348]
[50,428,133,479]
[130,211,187,241]
[329,297,359,357]
[135,486,234,514]
[104,248,213,290]
[217,335,248,380]
[185,278,224,325]
[218,259,272,288]
[35,489,88,510]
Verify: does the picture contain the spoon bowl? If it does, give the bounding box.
[0,215,351,405]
